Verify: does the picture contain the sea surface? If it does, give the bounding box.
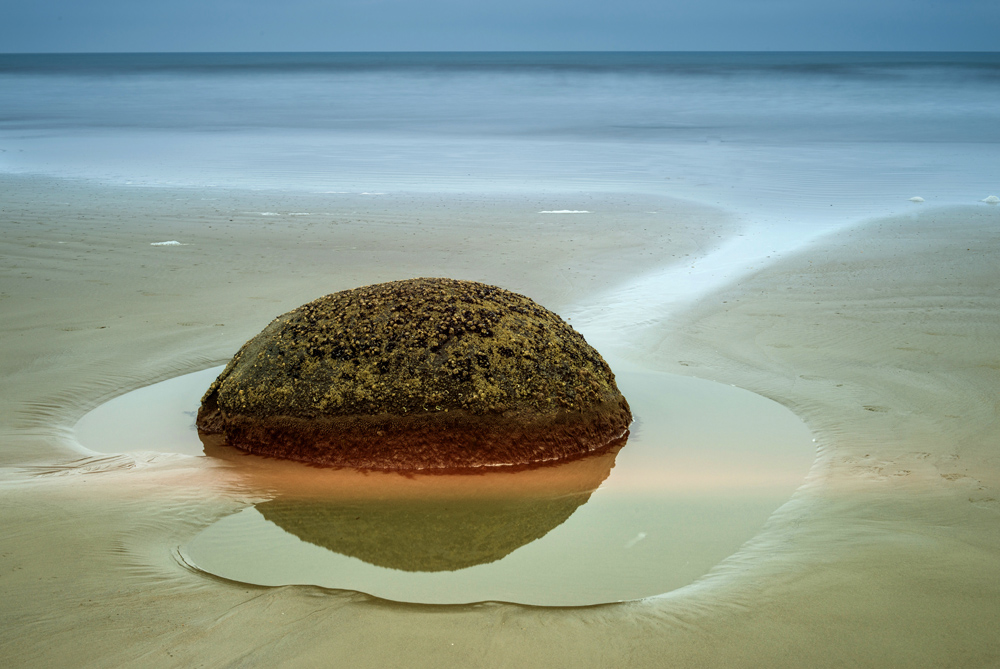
[1,52,998,214]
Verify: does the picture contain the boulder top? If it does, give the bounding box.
[203,277,622,420]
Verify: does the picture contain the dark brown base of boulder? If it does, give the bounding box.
[196,398,631,471]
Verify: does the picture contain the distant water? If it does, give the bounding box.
[2,51,999,228]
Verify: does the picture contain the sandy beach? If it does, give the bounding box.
[1,173,999,666]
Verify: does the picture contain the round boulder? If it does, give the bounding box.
[196,278,631,469]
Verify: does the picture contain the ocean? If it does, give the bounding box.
[2,52,998,210]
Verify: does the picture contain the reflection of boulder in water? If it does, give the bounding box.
[256,493,592,572]
[248,437,624,572]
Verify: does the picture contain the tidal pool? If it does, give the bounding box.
[75,364,814,606]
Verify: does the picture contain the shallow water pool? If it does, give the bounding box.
[75,365,814,606]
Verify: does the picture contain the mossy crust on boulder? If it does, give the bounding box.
[197,277,631,469]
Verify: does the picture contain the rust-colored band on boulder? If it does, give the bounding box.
[197,278,631,470]
[198,397,631,470]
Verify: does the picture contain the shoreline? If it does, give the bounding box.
[2,174,998,666]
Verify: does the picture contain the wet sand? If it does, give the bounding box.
[2,174,999,666]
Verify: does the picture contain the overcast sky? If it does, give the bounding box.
[1,0,998,53]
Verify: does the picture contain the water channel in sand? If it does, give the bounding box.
[75,364,814,606]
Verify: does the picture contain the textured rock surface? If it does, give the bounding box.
[197,278,631,469]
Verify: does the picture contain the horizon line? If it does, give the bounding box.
[3,49,999,56]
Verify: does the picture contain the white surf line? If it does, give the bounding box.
[567,220,850,360]
[539,210,590,214]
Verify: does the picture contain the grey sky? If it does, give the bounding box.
[1,0,998,52]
